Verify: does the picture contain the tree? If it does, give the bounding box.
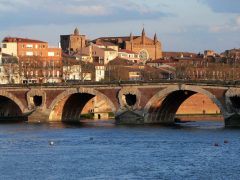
[2,56,19,84]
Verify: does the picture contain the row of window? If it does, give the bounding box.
[21,44,46,49]
[1,44,47,49]
[21,51,60,56]
[21,60,61,66]
[23,70,60,77]
[120,53,139,58]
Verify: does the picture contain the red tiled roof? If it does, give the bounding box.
[119,49,138,54]
[95,41,117,46]
[147,59,175,63]
[93,62,105,66]
[103,48,116,51]
[94,36,140,42]
[2,37,47,43]
[108,57,134,65]
[163,51,197,58]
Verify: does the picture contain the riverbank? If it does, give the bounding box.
[175,114,223,121]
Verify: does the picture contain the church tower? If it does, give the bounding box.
[154,33,158,60]
[60,27,86,53]
[141,28,146,45]
[154,33,157,44]
[130,32,133,51]
[74,27,80,36]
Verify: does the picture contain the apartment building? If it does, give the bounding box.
[1,37,62,83]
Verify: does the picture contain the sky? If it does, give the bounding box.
[0,0,239,53]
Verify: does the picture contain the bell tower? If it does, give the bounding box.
[154,33,158,60]
[74,27,80,36]
[141,28,146,45]
[130,32,133,51]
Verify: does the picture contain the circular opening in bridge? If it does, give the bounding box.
[33,96,42,107]
[125,94,137,106]
[230,96,240,109]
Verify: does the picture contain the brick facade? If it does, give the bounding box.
[60,28,86,53]
[94,28,162,61]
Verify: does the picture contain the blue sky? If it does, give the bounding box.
[0,0,239,52]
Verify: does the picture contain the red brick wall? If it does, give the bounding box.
[177,93,220,114]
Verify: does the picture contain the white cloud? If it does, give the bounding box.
[0,3,16,12]
[0,0,195,17]
[0,0,165,16]
[236,16,240,26]
[63,5,109,16]
[209,16,240,33]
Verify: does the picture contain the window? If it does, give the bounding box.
[22,52,25,56]
[48,52,54,56]
[26,44,33,48]
[22,44,25,48]
[2,44,7,48]
[26,52,33,56]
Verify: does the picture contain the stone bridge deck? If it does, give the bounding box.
[0,80,240,127]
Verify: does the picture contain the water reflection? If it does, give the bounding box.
[0,118,226,129]
[0,120,239,179]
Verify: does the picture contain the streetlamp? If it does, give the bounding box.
[168,58,171,80]
[108,65,111,82]
[202,100,205,114]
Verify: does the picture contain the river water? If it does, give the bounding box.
[0,120,240,180]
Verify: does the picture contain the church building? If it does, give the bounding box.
[60,28,87,53]
[93,28,162,62]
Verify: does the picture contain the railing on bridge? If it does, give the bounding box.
[1,79,240,88]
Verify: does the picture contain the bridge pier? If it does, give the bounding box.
[115,109,144,124]
[28,108,51,123]
[225,114,240,127]
[115,109,176,125]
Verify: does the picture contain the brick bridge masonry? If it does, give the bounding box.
[0,82,240,127]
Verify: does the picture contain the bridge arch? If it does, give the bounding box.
[0,90,25,113]
[49,88,116,122]
[225,88,240,114]
[144,85,226,123]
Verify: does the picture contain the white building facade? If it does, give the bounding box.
[95,65,105,82]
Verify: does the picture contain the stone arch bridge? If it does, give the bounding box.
[0,81,240,127]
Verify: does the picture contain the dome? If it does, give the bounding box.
[74,27,80,35]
